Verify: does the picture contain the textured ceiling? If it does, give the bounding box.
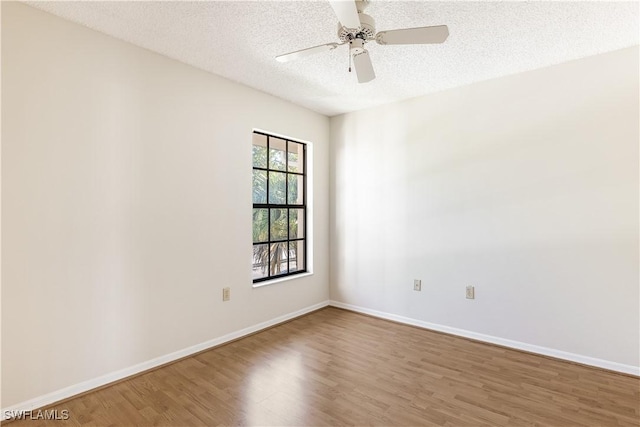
[25,1,640,116]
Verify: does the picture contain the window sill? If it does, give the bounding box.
[252,272,313,289]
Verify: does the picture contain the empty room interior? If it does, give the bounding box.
[2,0,639,425]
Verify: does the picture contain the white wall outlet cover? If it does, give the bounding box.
[466,286,475,299]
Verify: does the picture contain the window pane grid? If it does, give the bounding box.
[252,166,304,175]
[253,238,305,245]
[252,131,307,283]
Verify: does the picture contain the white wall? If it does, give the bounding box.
[330,47,639,370]
[1,2,329,408]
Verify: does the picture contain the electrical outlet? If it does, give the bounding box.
[466,285,475,299]
[223,287,230,301]
[414,279,421,291]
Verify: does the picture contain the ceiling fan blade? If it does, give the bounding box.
[376,25,449,45]
[276,43,341,63]
[353,50,375,83]
[328,0,361,30]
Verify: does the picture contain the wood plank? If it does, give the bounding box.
[7,307,639,426]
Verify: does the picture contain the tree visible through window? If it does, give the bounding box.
[252,131,306,282]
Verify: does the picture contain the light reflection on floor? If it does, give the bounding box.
[242,349,306,425]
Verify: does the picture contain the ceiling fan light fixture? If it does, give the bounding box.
[349,38,366,55]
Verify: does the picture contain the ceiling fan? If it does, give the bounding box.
[275,0,449,83]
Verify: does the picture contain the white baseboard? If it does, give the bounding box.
[329,300,640,377]
[1,300,330,421]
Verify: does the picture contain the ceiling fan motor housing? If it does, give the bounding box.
[337,13,376,42]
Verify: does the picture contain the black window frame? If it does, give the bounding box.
[252,130,307,283]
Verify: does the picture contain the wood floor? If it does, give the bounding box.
[8,307,639,426]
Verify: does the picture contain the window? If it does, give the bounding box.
[252,131,307,283]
